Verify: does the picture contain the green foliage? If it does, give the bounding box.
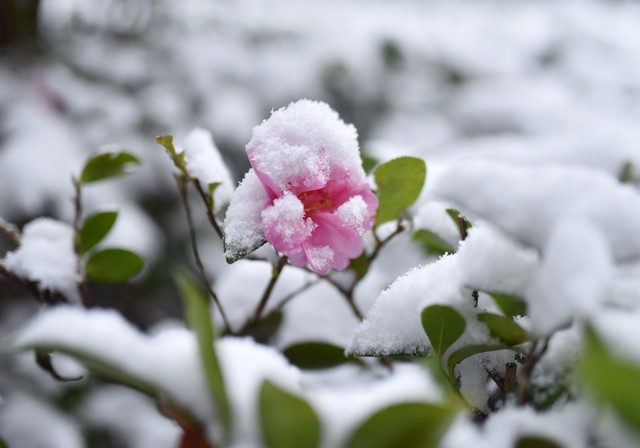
[445,208,472,239]
[374,156,426,226]
[618,161,634,183]
[361,154,379,174]
[79,211,118,255]
[156,135,187,172]
[208,182,221,210]
[80,151,139,184]
[0,436,8,448]
[84,248,143,282]
[580,327,640,435]
[516,436,562,448]
[412,229,455,256]
[344,402,455,448]
[175,272,232,441]
[283,342,360,369]
[348,252,369,280]
[259,380,321,448]
[446,344,509,379]
[487,292,527,319]
[239,311,283,344]
[421,305,465,359]
[478,312,528,346]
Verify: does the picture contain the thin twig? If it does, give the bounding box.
[271,278,322,311]
[252,256,288,322]
[516,338,549,406]
[0,217,21,246]
[0,260,41,301]
[176,176,233,332]
[71,178,90,307]
[192,179,224,240]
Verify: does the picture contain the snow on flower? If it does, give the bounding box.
[225,99,377,274]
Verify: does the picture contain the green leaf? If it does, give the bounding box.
[84,248,143,282]
[486,292,527,319]
[156,135,187,172]
[362,154,379,174]
[447,344,508,379]
[208,182,221,210]
[580,327,640,435]
[79,211,118,255]
[478,313,528,346]
[283,342,360,370]
[421,305,466,360]
[344,402,455,448]
[80,151,139,184]
[374,156,426,226]
[239,311,283,344]
[445,208,472,240]
[618,161,634,184]
[259,380,321,448]
[0,436,7,448]
[348,252,369,280]
[516,437,562,448]
[175,272,232,442]
[412,229,455,256]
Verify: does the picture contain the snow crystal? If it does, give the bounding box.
[526,219,613,336]
[175,127,235,212]
[261,192,316,247]
[223,169,271,260]
[246,99,365,192]
[2,217,80,302]
[430,160,640,262]
[305,246,334,274]
[336,195,368,235]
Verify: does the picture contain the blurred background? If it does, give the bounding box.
[1,0,640,446]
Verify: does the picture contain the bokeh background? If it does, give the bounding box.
[2,1,640,446]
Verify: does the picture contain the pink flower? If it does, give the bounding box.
[242,100,378,274]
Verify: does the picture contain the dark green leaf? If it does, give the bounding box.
[412,229,455,256]
[284,342,360,370]
[0,436,8,448]
[241,311,283,344]
[84,248,143,282]
[80,151,139,184]
[348,252,369,280]
[259,380,321,448]
[478,313,528,346]
[447,344,508,379]
[344,402,455,448]
[79,211,118,255]
[487,292,527,319]
[362,154,379,175]
[516,437,562,448]
[421,305,466,360]
[374,156,426,226]
[175,272,232,442]
[580,327,640,435]
[618,161,634,184]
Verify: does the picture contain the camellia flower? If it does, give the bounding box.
[224,99,378,274]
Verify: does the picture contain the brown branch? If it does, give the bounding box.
[192,179,224,240]
[0,217,21,246]
[516,338,549,406]
[176,176,233,333]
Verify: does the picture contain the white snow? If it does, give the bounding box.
[336,195,368,235]
[261,191,316,247]
[175,127,235,212]
[223,169,271,261]
[2,217,81,303]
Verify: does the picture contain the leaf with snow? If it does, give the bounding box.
[80,151,139,184]
[421,305,465,360]
[374,156,426,226]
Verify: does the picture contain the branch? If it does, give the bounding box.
[0,216,21,246]
[192,179,224,240]
[71,177,90,307]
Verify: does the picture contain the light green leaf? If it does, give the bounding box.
[447,344,508,379]
[259,380,321,448]
[175,272,232,442]
[374,156,426,226]
[421,305,466,360]
[362,154,379,175]
[84,248,143,282]
[80,151,139,184]
[486,292,527,319]
[478,312,528,346]
[79,211,118,255]
[344,402,456,448]
[283,342,360,370]
[412,229,455,255]
[208,182,221,210]
[156,135,187,172]
[580,327,640,435]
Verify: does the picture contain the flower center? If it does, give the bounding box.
[298,189,333,213]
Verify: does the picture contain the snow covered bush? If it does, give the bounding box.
[3,96,640,448]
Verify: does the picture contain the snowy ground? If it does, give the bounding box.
[2,0,640,447]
